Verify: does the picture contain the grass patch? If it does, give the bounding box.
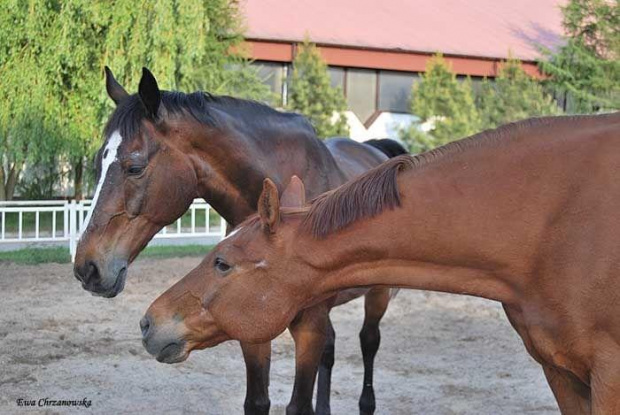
[0,244,213,265]
[0,247,71,265]
[139,244,213,259]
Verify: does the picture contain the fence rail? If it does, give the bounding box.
[0,199,226,261]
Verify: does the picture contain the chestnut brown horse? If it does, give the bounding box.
[144,113,620,414]
[74,67,406,415]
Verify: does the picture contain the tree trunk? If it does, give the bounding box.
[0,165,6,201]
[5,164,19,201]
[74,158,83,200]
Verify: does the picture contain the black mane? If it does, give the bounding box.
[103,91,313,140]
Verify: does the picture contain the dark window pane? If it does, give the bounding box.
[328,67,345,89]
[253,61,284,99]
[468,76,485,96]
[346,69,377,122]
[378,71,417,113]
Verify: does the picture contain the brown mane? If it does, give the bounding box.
[303,155,415,239]
[302,114,595,239]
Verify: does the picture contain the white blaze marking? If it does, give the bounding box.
[222,227,242,241]
[80,130,123,240]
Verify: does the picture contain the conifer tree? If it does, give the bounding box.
[539,0,619,112]
[400,54,481,152]
[287,39,349,138]
[478,56,560,130]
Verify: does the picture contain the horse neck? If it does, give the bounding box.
[300,170,524,307]
[298,120,603,307]
[183,117,341,227]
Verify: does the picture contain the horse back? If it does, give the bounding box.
[324,137,390,182]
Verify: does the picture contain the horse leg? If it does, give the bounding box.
[241,341,272,415]
[287,303,332,415]
[542,365,591,415]
[358,287,391,415]
[315,317,335,415]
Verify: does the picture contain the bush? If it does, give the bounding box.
[478,56,561,130]
[287,38,349,138]
[400,54,481,152]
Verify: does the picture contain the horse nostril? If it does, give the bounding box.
[84,261,100,285]
[74,261,98,284]
[140,315,151,338]
[74,267,84,283]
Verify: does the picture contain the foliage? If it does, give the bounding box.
[194,61,274,103]
[287,38,349,138]
[400,54,481,152]
[478,56,560,130]
[539,0,620,112]
[0,1,65,200]
[0,0,267,200]
[17,160,66,200]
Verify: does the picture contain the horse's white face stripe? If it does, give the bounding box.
[222,227,242,241]
[80,130,123,240]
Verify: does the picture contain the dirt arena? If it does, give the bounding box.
[0,256,558,414]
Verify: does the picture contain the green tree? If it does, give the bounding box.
[0,0,64,200]
[46,1,110,199]
[539,0,620,112]
[400,54,481,152]
[0,0,268,200]
[478,56,560,130]
[287,38,349,138]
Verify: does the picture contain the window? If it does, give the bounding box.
[346,69,377,122]
[378,71,417,113]
[253,61,285,102]
[328,67,345,89]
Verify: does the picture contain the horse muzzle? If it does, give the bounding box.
[74,258,128,298]
[140,313,189,364]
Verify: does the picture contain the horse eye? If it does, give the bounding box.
[214,257,232,274]
[127,165,145,176]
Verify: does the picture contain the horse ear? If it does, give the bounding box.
[105,66,128,105]
[258,178,280,234]
[138,67,161,119]
[280,176,306,208]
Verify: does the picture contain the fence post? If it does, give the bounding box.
[63,201,69,239]
[69,201,78,262]
[220,216,227,240]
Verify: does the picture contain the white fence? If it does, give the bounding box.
[0,199,226,261]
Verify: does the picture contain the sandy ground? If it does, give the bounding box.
[0,257,558,415]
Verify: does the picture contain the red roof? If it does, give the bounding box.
[241,0,566,62]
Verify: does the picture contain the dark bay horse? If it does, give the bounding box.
[144,113,620,414]
[74,67,406,415]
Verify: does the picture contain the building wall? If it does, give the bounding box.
[252,60,488,126]
[247,38,536,125]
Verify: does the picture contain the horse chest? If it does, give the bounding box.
[505,305,591,384]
